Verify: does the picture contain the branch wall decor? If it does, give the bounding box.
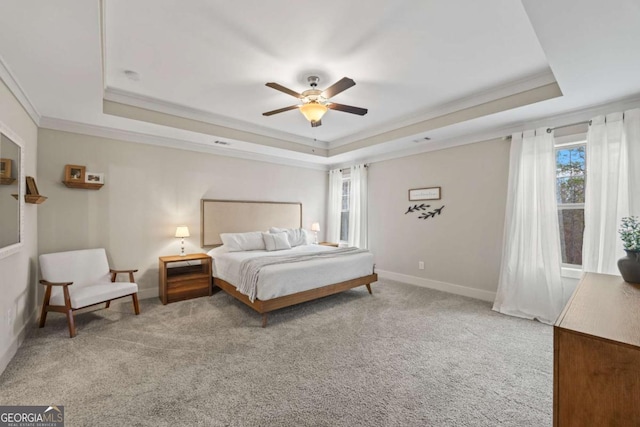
[418,205,445,220]
[405,203,430,214]
[405,204,445,220]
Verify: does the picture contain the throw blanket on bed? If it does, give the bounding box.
[238,247,370,302]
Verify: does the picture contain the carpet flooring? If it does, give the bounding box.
[0,279,553,426]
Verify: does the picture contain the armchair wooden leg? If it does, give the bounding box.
[62,285,76,338]
[66,310,77,338]
[105,301,110,309]
[39,285,52,328]
[366,284,372,295]
[132,293,140,315]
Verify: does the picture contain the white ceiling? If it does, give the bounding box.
[1,0,640,168]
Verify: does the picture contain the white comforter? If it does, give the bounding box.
[211,245,375,301]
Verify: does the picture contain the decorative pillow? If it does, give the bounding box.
[269,227,310,247]
[220,231,266,252]
[303,228,314,245]
[262,232,291,251]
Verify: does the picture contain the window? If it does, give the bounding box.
[340,176,350,242]
[555,142,586,266]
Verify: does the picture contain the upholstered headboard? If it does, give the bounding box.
[200,199,302,247]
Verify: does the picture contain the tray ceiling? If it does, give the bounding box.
[1,0,640,166]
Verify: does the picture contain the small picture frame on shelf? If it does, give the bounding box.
[408,186,441,201]
[65,164,85,182]
[0,158,11,178]
[85,172,104,184]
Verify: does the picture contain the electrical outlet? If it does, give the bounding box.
[418,261,424,270]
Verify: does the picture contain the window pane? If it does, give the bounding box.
[340,212,349,241]
[556,176,586,204]
[340,179,350,241]
[341,180,350,211]
[556,146,586,204]
[558,209,585,265]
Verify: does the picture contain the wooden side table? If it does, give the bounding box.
[318,242,339,247]
[159,253,212,304]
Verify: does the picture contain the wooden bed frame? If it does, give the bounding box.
[201,199,378,327]
[214,273,378,327]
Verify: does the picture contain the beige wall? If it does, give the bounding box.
[37,129,327,299]
[368,138,510,300]
[0,80,38,374]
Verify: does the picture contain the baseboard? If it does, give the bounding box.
[376,269,496,302]
[0,307,38,377]
[137,287,158,301]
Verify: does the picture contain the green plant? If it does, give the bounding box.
[619,216,640,251]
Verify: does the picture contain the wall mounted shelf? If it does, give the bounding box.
[13,176,47,204]
[0,177,15,185]
[62,181,104,190]
[12,194,48,204]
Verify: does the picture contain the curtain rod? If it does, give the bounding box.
[546,120,591,133]
[338,164,369,172]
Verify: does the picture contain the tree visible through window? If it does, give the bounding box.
[555,143,586,266]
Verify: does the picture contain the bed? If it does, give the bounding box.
[201,199,378,326]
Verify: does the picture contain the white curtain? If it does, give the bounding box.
[583,109,640,273]
[348,164,368,248]
[326,169,342,244]
[493,128,564,325]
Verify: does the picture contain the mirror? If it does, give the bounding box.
[0,121,24,259]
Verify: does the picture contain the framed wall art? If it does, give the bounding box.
[64,164,86,182]
[408,187,441,201]
[85,172,104,184]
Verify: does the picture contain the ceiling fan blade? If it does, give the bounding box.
[262,105,300,116]
[311,120,322,128]
[322,77,355,98]
[328,103,368,116]
[265,82,304,99]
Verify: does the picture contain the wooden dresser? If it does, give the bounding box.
[554,272,640,426]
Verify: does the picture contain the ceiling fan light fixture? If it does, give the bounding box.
[299,102,328,123]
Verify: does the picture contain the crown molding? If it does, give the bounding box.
[329,69,558,148]
[38,91,640,174]
[330,92,640,168]
[329,81,562,156]
[509,93,640,131]
[0,54,41,126]
[104,87,328,149]
[103,71,559,158]
[39,117,329,171]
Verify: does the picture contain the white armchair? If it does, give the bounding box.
[38,248,140,337]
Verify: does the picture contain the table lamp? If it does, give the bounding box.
[175,226,190,256]
[311,222,320,244]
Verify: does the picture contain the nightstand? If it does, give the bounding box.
[318,242,339,247]
[159,253,212,304]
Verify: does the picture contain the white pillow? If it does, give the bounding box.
[262,232,291,251]
[303,229,314,245]
[220,232,266,252]
[269,227,310,247]
[207,245,229,258]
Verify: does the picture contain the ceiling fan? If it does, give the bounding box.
[263,76,368,127]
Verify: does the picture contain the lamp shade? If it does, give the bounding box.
[299,102,328,123]
[311,222,320,232]
[175,226,190,238]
